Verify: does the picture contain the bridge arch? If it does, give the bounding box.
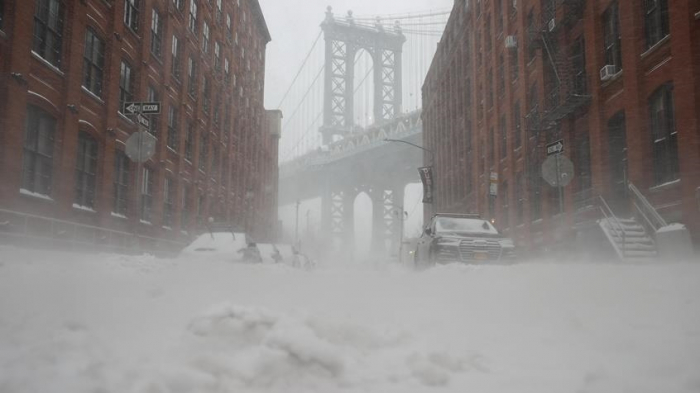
[320,7,405,143]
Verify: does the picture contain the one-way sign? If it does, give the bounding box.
[546,140,564,156]
[136,114,150,128]
[123,101,161,115]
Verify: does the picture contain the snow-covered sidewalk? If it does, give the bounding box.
[0,245,698,393]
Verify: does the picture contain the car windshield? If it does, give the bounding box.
[435,217,499,235]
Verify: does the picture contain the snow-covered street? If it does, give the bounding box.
[0,246,699,393]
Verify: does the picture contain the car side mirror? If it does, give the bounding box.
[424,227,432,236]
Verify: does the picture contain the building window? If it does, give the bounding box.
[74,132,98,209]
[645,0,669,48]
[140,167,153,222]
[188,57,197,97]
[487,69,494,108]
[33,0,64,67]
[575,130,592,199]
[198,133,208,171]
[119,60,135,113]
[216,0,222,23]
[516,172,524,225]
[500,181,509,229]
[173,0,184,11]
[185,125,194,162]
[211,145,219,178]
[202,76,210,113]
[163,177,175,227]
[527,10,536,62]
[113,150,130,216]
[500,115,507,160]
[498,54,505,98]
[83,27,105,97]
[603,1,622,72]
[146,86,159,136]
[22,106,55,196]
[510,45,519,81]
[529,144,542,221]
[0,0,5,30]
[226,14,233,40]
[188,0,198,33]
[167,106,179,149]
[171,35,181,80]
[182,185,191,228]
[224,59,230,84]
[151,9,163,58]
[571,36,587,95]
[124,0,139,32]
[513,101,522,149]
[214,41,221,71]
[202,21,210,53]
[649,83,678,185]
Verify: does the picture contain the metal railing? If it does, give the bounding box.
[628,182,667,233]
[597,195,627,260]
[0,208,186,256]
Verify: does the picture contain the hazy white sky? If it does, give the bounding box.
[259,0,454,108]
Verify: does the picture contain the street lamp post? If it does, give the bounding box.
[384,138,436,216]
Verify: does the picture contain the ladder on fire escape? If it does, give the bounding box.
[536,0,590,128]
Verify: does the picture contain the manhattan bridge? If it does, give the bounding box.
[277,7,449,256]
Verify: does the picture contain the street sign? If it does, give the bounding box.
[123,101,161,115]
[136,114,150,128]
[546,140,564,156]
[125,131,157,163]
[418,166,434,204]
[541,154,574,187]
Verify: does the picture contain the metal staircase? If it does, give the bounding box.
[599,217,658,261]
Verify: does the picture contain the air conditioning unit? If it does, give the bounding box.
[505,35,517,49]
[547,18,556,32]
[599,65,617,81]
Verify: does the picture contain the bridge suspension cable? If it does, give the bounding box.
[276,31,323,109]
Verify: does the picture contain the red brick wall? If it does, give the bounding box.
[0,0,277,243]
[423,0,700,250]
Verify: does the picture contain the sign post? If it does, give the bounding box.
[123,101,161,238]
[542,140,574,216]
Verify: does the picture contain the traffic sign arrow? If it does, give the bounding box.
[136,114,150,128]
[546,140,564,156]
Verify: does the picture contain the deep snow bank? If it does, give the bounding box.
[0,245,699,393]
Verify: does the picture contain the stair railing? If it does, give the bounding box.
[597,195,626,260]
[628,182,667,234]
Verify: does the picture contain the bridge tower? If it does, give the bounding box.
[320,7,406,144]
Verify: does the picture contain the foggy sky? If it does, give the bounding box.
[259,0,455,109]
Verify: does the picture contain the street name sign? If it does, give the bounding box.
[546,140,564,156]
[136,114,150,128]
[123,101,161,115]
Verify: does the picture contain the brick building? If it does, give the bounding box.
[422,0,700,253]
[0,0,279,247]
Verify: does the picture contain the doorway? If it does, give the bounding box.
[607,112,628,215]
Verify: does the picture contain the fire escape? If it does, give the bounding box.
[527,0,589,132]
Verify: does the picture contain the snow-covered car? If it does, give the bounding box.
[414,214,516,267]
[179,230,248,262]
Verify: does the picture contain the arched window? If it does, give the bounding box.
[75,131,98,209]
[22,105,56,196]
[649,83,678,185]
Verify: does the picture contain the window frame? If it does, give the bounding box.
[141,167,154,222]
[150,8,163,58]
[33,0,65,68]
[74,131,98,209]
[649,83,679,185]
[163,177,175,227]
[644,0,670,49]
[22,105,56,196]
[118,60,135,113]
[83,27,105,97]
[188,0,198,34]
[171,35,182,80]
[603,1,622,72]
[167,105,179,150]
[124,0,140,33]
[113,149,130,216]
